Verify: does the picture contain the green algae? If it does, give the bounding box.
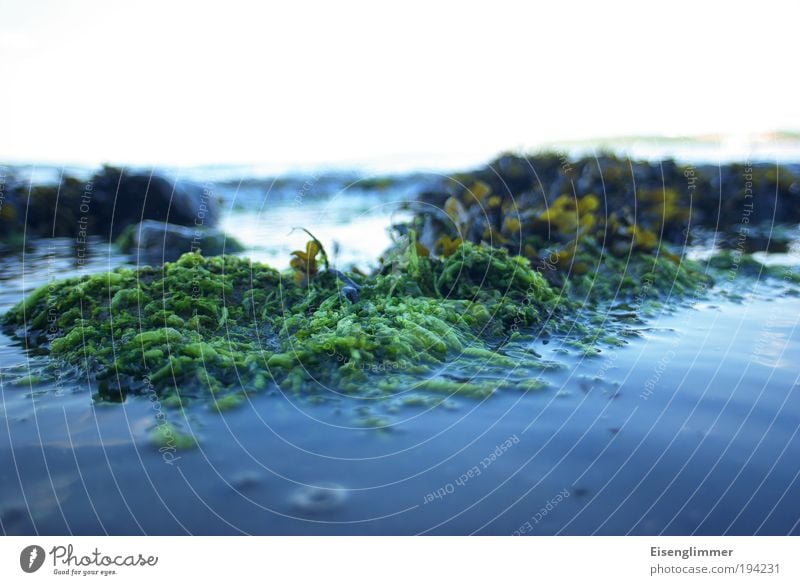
[3,231,778,416]
[3,237,561,405]
[150,421,198,450]
[9,374,47,387]
[565,237,711,302]
[708,250,800,284]
[210,393,246,412]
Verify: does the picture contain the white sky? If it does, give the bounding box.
[1,0,798,169]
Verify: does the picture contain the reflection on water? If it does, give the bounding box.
[1,191,799,535]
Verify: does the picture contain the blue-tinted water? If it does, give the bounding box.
[1,190,799,535]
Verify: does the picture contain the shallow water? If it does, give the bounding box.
[1,189,799,535]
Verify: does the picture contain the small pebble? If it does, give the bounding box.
[289,482,348,514]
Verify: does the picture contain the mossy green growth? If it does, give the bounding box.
[3,239,561,404]
[565,237,712,302]
[150,422,198,450]
[708,250,800,284]
[265,240,560,395]
[9,374,47,387]
[3,253,288,404]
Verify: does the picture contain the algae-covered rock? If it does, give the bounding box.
[3,237,561,404]
[410,154,800,299]
[416,154,800,242]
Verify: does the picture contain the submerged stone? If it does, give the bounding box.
[116,220,244,261]
[289,483,348,515]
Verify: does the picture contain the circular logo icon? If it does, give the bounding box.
[20,545,46,573]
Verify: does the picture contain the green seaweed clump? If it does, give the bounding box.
[3,235,560,405]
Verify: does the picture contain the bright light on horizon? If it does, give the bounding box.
[1,0,799,169]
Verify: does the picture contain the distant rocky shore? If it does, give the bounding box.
[2,155,799,261]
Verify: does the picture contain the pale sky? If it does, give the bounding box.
[1,0,798,170]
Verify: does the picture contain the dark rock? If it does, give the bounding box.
[92,167,220,237]
[0,167,221,243]
[116,220,243,262]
